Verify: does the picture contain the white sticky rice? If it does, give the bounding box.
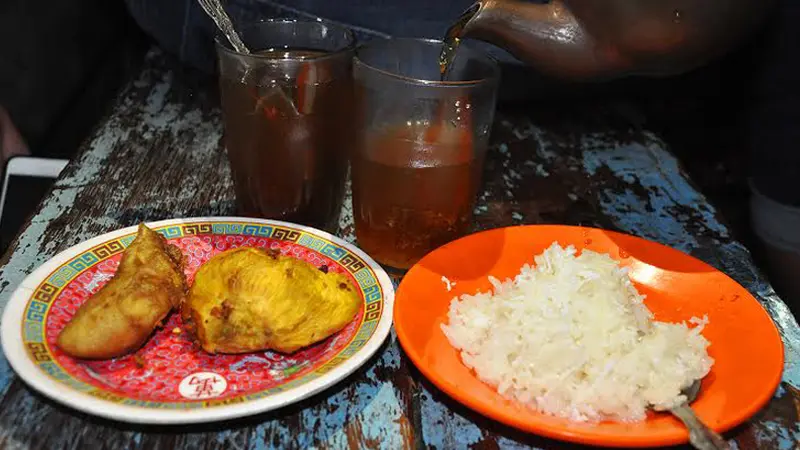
[441,243,714,423]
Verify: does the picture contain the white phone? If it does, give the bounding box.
[0,156,68,251]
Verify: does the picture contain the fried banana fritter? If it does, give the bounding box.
[183,247,361,354]
[57,224,186,359]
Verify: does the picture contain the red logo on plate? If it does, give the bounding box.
[179,372,227,399]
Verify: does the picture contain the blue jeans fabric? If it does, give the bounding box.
[123,0,512,74]
[747,0,800,207]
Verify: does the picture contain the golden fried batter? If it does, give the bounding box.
[57,224,186,359]
[183,247,361,354]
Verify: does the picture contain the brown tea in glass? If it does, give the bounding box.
[216,21,355,232]
[352,122,483,269]
[352,38,499,269]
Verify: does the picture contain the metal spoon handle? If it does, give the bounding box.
[197,0,250,54]
[669,404,730,450]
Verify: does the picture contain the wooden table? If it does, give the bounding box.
[0,49,797,449]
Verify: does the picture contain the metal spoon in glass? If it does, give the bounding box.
[667,379,730,450]
[197,0,250,54]
[196,0,300,116]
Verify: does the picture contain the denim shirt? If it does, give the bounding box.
[124,0,496,74]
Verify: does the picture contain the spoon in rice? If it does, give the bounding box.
[667,379,730,450]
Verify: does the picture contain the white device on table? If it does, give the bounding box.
[0,156,68,250]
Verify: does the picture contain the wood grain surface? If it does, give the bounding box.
[0,49,797,450]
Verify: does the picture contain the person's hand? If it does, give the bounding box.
[0,105,29,165]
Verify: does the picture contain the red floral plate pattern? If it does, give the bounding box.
[1,218,394,424]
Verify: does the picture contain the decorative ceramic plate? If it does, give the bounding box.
[1,217,394,424]
[395,225,784,448]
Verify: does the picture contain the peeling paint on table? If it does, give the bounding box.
[582,143,729,246]
[0,49,797,450]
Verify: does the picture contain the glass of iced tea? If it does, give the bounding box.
[352,38,499,269]
[216,19,355,232]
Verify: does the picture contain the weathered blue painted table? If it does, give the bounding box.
[0,49,797,449]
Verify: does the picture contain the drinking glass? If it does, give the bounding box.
[216,19,355,232]
[352,38,499,269]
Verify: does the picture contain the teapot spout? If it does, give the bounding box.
[460,0,626,80]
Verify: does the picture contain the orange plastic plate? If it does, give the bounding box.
[395,225,784,448]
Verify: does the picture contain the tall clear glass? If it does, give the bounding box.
[352,38,499,269]
[216,19,355,232]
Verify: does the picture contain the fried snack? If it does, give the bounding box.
[57,224,186,359]
[183,247,361,354]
